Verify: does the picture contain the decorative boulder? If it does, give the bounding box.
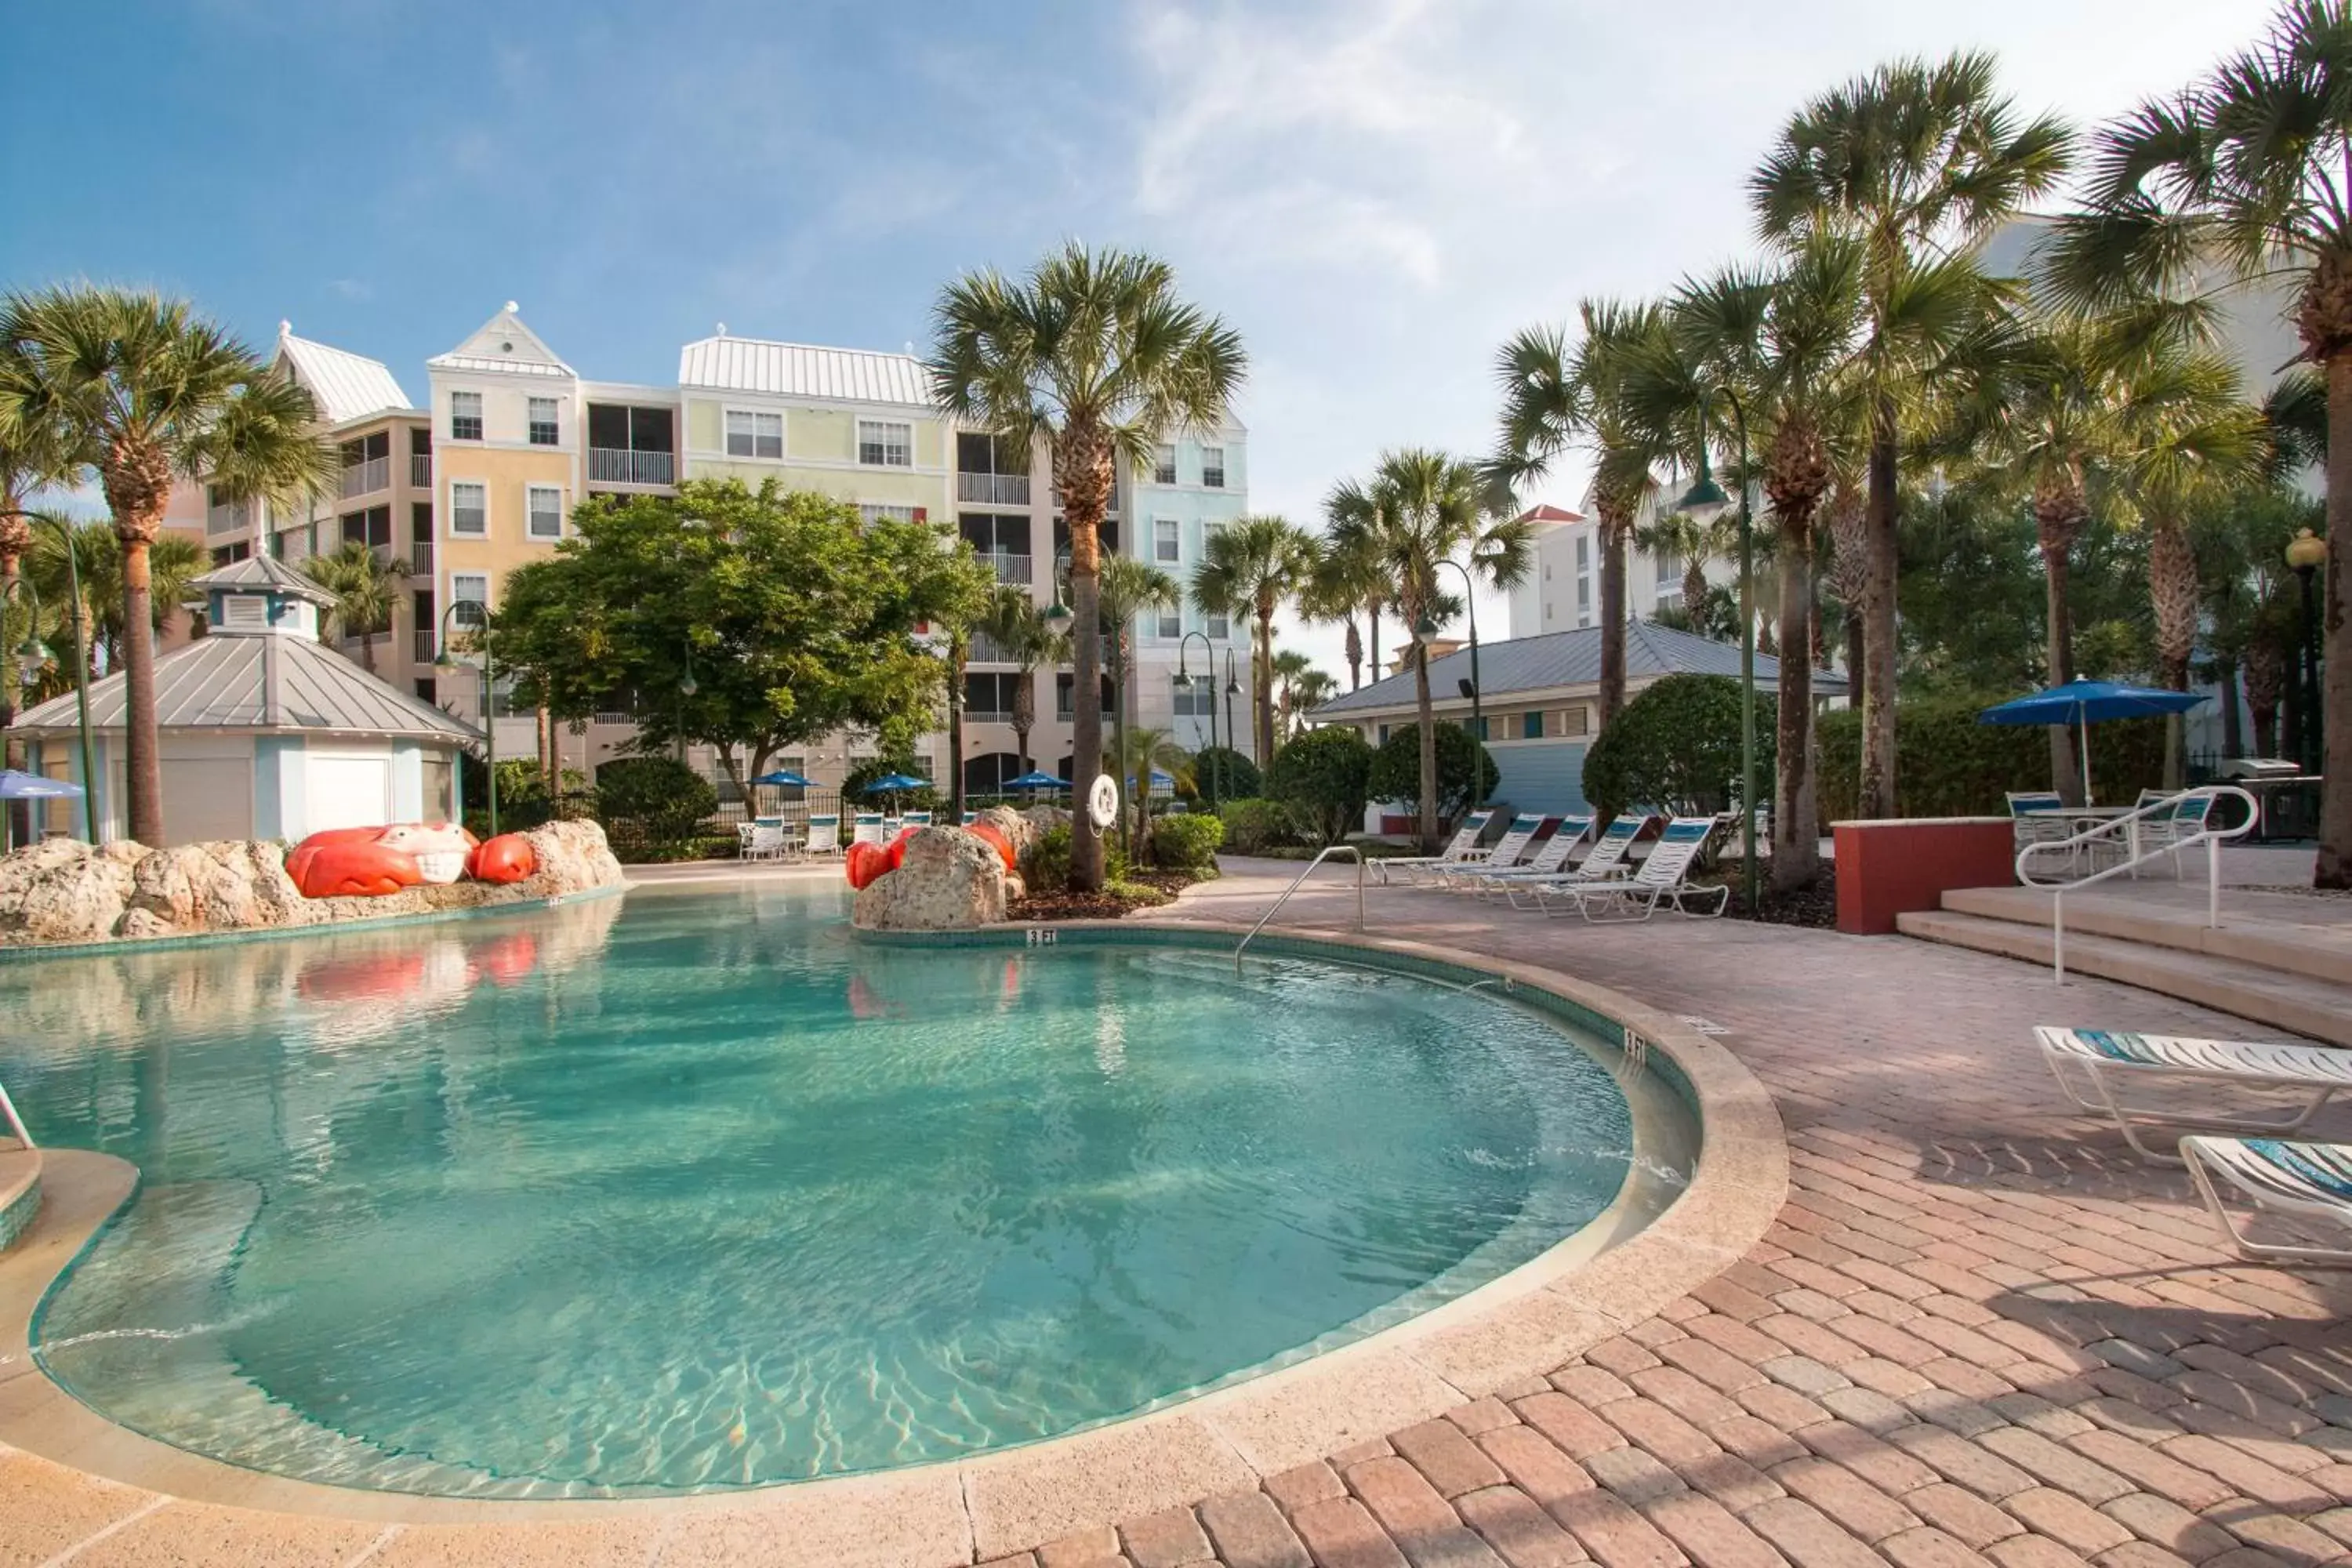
[516,820,623,897]
[851,826,1007,931]
[978,805,1043,870]
[122,840,312,934]
[0,838,143,943]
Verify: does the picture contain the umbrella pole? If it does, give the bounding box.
[2079,708,2092,805]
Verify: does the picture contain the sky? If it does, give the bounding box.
[1,0,2279,676]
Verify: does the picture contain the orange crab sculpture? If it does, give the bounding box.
[286,822,538,900]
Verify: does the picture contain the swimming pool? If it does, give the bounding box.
[5,885,1676,1497]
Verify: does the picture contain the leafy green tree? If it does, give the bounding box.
[491,479,993,796]
[304,538,412,674]
[1303,524,1388,690]
[1191,514,1317,764]
[1327,452,1531,851]
[1581,674,1778,826]
[1367,721,1498,826]
[931,244,1245,891]
[2,286,337,842]
[1188,746,1261,808]
[1264,725,1374,845]
[1751,50,2072,820]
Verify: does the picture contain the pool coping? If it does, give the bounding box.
[0,914,1788,1564]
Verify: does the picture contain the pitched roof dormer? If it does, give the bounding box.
[187,554,337,641]
[272,323,414,423]
[428,301,575,379]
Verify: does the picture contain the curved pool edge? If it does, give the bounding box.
[0,917,1788,1565]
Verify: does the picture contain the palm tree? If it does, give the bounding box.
[979,586,1066,778]
[930,245,1245,891]
[1752,51,2073,819]
[1304,519,1389,690]
[1096,555,1179,834]
[1270,648,1314,738]
[303,539,412,673]
[1288,667,1340,732]
[2043,1,2352,883]
[1492,301,1674,729]
[2,287,334,844]
[1192,514,1316,764]
[0,342,74,769]
[27,524,207,670]
[1327,450,1533,852]
[1632,506,1736,615]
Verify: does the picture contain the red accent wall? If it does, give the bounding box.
[1833,818,2015,935]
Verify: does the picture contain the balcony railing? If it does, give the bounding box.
[407,540,434,575]
[591,710,637,727]
[967,631,1014,664]
[410,453,432,488]
[987,550,1033,585]
[339,456,390,499]
[413,630,439,665]
[963,707,1015,724]
[205,498,252,537]
[957,472,1031,506]
[590,447,677,486]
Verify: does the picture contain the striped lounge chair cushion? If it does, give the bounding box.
[2038,1028,2352,1087]
[2189,1137,2352,1207]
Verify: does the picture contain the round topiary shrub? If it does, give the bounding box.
[1216,797,1294,855]
[1149,812,1225,872]
[1264,727,1374,845]
[1581,673,1776,824]
[1367,722,1498,821]
[593,755,720,862]
[1186,746,1262,810]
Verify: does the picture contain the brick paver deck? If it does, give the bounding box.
[978,863,2352,1568]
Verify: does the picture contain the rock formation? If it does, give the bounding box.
[851,826,1008,931]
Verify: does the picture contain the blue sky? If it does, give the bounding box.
[2,0,2280,666]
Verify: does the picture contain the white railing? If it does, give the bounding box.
[414,630,438,664]
[206,498,251,536]
[2015,785,2260,984]
[0,1076,34,1150]
[1235,845,1364,972]
[964,707,1015,724]
[410,452,432,487]
[989,551,1033,585]
[340,456,390,499]
[958,472,1031,506]
[967,632,1014,664]
[407,540,433,575]
[590,448,676,486]
[592,711,637,727]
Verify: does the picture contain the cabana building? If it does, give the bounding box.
[13,557,477,846]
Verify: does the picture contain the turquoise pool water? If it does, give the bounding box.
[5,887,1642,1497]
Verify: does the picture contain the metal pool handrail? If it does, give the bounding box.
[2015,784,2259,985]
[0,1077,33,1151]
[1236,844,1365,973]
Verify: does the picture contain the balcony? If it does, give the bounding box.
[339,456,390,499]
[957,472,1031,506]
[410,453,432,488]
[963,706,1015,724]
[408,540,434,575]
[967,630,1014,664]
[987,550,1033,586]
[205,498,252,537]
[414,630,440,665]
[590,447,677,487]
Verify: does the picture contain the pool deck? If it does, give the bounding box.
[6,858,2352,1566]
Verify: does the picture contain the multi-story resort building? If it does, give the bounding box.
[205,306,1256,805]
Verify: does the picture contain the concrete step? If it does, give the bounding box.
[1940,884,2352,988]
[1896,908,2352,1047]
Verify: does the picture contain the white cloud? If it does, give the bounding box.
[328,278,373,302]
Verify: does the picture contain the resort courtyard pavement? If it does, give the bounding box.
[1014,858,2352,1568]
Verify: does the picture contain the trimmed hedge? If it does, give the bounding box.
[593,756,719,862]
[1217,797,1295,854]
[1581,673,1774,824]
[1149,812,1225,871]
[1265,727,1374,845]
[1188,747,1262,810]
[1817,696,2169,821]
[1367,722,1499,820]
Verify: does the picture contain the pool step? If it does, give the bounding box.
[0,1148,38,1255]
[1938,884,2352,988]
[1895,908,2352,1047]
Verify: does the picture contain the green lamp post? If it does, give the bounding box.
[2287,528,2327,777]
[1676,386,1756,917]
[1414,557,1486,808]
[1174,629,1220,805]
[435,598,497,837]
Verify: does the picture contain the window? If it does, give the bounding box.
[858,419,913,467]
[221,592,267,628]
[1549,706,1590,739]
[1200,445,1225,488]
[1173,678,1215,717]
[1154,518,1179,563]
[725,409,782,459]
[450,391,482,441]
[1653,550,1680,590]
[858,503,918,524]
[1574,535,1589,569]
[528,397,559,446]
[964,672,1018,719]
[451,573,491,618]
[414,677,437,704]
[1206,612,1229,640]
[1576,576,1591,610]
[1543,601,1553,622]
[1152,445,1177,485]
[527,485,563,539]
[412,502,434,544]
[1543,561,1552,581]
[340,505,390,548]
[1156,611,1181,639]
[1522,711,1544,740]
[452,481,487,535]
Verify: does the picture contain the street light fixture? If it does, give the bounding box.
[1417,559,1487,807]
[2288,528,2328,777]
[435,600,498,837]
[1223,649,1242,772]
[1175,629,1220,804]
[1677,388,1758,918]
[0,572,88,844]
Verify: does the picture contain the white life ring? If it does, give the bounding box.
[1087,774,1120,830]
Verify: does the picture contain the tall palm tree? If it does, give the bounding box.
[979,586,1066,778]
[0,342,74,771]
[1191,514,1316,763]
[1632,506,1736,615]
[1492,301,1673,729]
[1753,50,2073,819]
[1270,648,1314,738]
[1302,528,1388,691]
[2043,0,2352,884]
[930,245,1245,891]
[2,287,333,844]
[303,538,411,674]
[1288,667,1340,732]
[27,524,207,671]
[1327,450,1534,852]
[1096,555,1180,833]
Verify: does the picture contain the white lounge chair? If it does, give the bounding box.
[901,811,933,828]
[1504,813,1649,910]
[2034,1026,2352,1162]
[1528,815,1726,921]
[804,815,842,856]
[745,823,787,862]
[1430,814,1547,888]
[1447,815,1593,897]
[1374,809,1495,884]
[2180,1137,2352,1265]
[851,813,887,847]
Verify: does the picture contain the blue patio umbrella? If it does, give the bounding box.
[861,773,927,794]
[751,770,814,787]
[1004,770,1070,790]
[0,769,85,851]
[1979,679,2206,802]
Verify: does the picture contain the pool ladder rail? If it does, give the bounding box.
[1234,844,1366,973]
[0,1076,33,1151]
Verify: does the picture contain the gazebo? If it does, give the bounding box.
[11,555,478,847]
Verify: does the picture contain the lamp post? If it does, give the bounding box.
[1414,557,1485,808]
[0,575,82,846]
[15,519,102,844]
[1174,629,1220,804]
[435,599,497,837]
[2288,528,2327,777]
[1223,650,1242,772]
[1676,386,1756,917]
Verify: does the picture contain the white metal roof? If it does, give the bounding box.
[677,335,935,408]
[428,303,575,379]
[274,328,412,422]
[14,633,477,742]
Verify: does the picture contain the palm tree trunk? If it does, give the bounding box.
[1344,616,1363,690]
[2040,522,2082,805]
[120,537,164,844]
[1414,637,1439,854]
[1858,414,1899,819]
[2219,659,2243,759]
[0,549,18,769]
[1773,532,1819,892]
[358,626,378,674]
[1368,604,1381,677]
[947,637,967,822]
[1255,602,1278,764]
[1062,449,1109,893]
[1598,512,1629,728]
[2317,350,2352,888]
